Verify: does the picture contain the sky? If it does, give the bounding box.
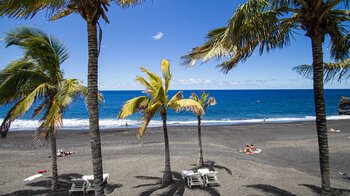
[0,0,349,90]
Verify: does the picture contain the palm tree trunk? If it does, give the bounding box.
[197,115,204,168]
[311,34,331,195]
[50,131,58,190]
[161,112,173,186]
[87,21,104,196]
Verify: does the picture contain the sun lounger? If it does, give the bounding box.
[198,168,219,186]
[69,178,86,195]
[182,170,204,189]
[82,174,109,193]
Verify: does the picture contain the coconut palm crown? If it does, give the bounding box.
[118,59,204,185]
[190,91,216,168]
[0,26,100,190]
[182,1,349,195]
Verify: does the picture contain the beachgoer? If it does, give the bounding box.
[263,118,266,123]
[250,144,256,151]
[125,122,128,128]
[243,145,250,153]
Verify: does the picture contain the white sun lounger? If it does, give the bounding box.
[198,168,219,186]
[69,178,87,195]
[82,174,110,193]
[182,170,204,189]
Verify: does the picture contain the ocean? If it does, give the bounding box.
[1,89,350,130]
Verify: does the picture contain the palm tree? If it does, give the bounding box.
[118,59,204,186]
[190,91,216,168]
[182,1,349,195]
[0,26,93,190]
[0,1,147,194]
[293,58,350,82]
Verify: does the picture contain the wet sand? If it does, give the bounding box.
[0,120,349,195]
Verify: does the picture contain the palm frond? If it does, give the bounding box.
[326,9,350,61]
[170,99,204,116]
[11,82,50,120]
[0,65,49,105]
[138,102,161,139]
[182,0,294,73]
[0,101,22,138]
[50,7,75,21]
[140,67,163,91]
[200,91,209,105]
[118,96,153,119]
[203,97,217,111]
[161,59,172,93]
[292,58,350,82]
[167,91,183,109]
[34,101,62,142]
[4,26,67,82]
[190,92,200,103]
[0,0,68,19]
[115,0,147,8]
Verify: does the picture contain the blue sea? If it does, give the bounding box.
[1,89,350,130]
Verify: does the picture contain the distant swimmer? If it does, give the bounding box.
[257,100,260,103]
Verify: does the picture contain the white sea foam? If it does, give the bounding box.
[2,115,350,131]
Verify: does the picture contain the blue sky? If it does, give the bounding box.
[0,0,348,90]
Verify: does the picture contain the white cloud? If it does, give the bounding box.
[152,32,164,40]
[178,78,213,85]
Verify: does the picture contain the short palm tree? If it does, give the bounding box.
[190,92,216,168]
[293,58,350,82]
[0,1,147,194]
[118,59,204,185]
[0,26,93,190]
[182,1,349,194]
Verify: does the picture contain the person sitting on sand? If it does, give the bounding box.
[243,145,250,153]
[250,144,256,151]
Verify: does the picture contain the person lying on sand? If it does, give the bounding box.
[56,149,76,157]
[329,128,341,132]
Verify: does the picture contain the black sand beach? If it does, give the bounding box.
[0,120,349,195]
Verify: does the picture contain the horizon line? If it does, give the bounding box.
[99,88,350,91]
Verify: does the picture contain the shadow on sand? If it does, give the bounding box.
[191,160,232,175]
[0,173,122,196]
[246,184,350,196]
[300,184,350,196]
[133,172,220,196]
[245,184,297,196]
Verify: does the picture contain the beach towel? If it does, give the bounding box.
[24,174,43,181]
[248,149,262,154]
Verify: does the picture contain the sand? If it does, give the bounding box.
[0,120,349,195]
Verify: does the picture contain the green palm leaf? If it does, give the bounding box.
[293,58,350,82]
[118,96,153,119]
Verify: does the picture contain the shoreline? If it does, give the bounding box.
[0,120,349,195]
[5,118,350,132]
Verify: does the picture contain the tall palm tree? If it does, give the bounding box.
[293,58,350,82]
[118,59,204,186]
[0,26,92,190]
[190,91,216,168]
[182,1,349,195]
[0,1,147,194]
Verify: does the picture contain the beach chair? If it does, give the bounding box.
[83,174,110,193]
[187,173,204,188]
[182,170,204,189]
[198,168,219,186]
[69,178,86,195]
[203,172,219,186]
